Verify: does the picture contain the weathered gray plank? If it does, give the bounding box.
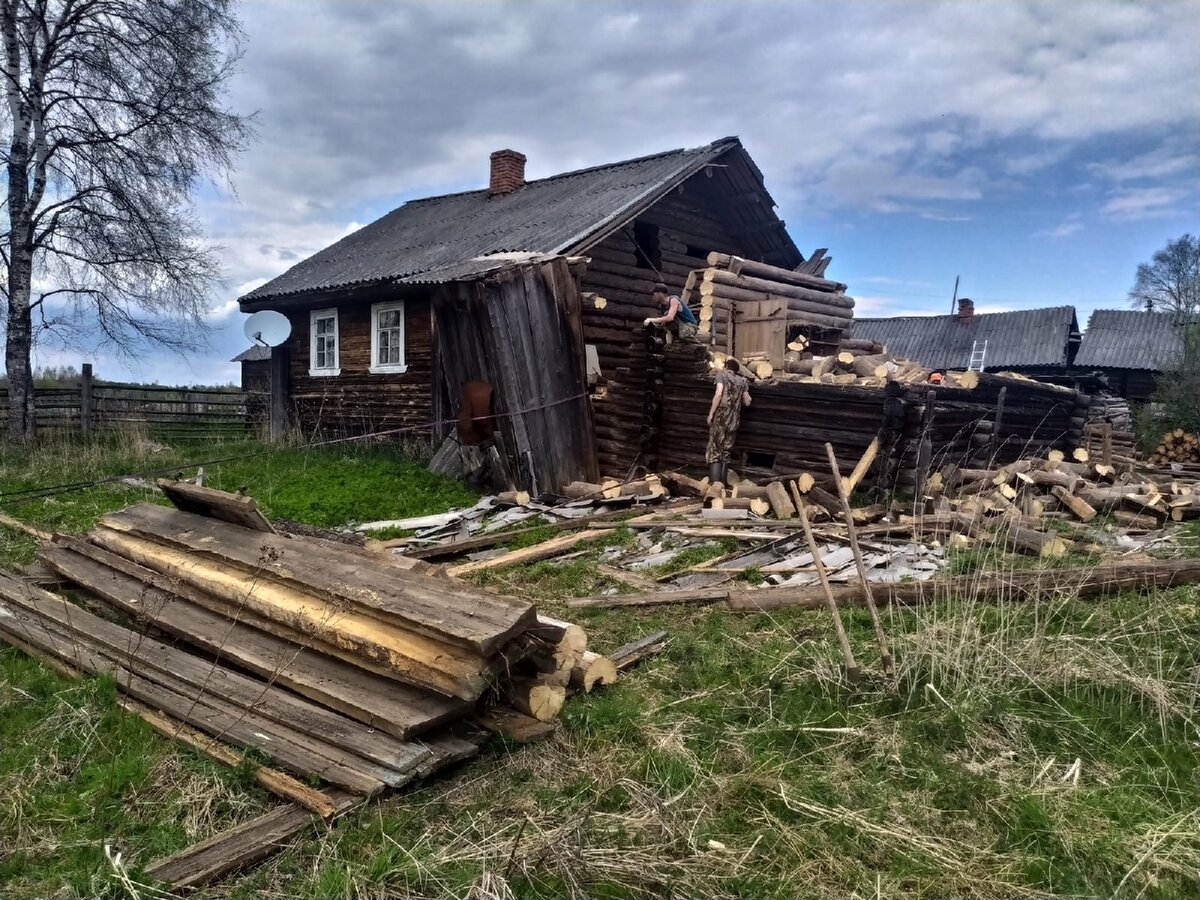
[0,604,387,795]
[100,503,535,654]
[156,478,276,532]
[144,790,360,888]
[41,540,468,738]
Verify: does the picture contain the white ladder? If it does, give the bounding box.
[967,340,988,372]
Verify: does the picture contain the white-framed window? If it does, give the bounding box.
[370,300,407,374]
[309,308,340,376]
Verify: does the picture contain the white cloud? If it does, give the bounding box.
[1100,186,1187,220]
[1035,215,1083,238]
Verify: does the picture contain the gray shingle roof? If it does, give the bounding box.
[242,137,798,305]
[1074,309,1191,370]
[231,345,271,362]
[851,306,1079,370]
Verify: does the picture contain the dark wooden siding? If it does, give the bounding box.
[432,258,597,492]
[278,292,434,440]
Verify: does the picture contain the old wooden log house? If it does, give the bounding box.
[240,137,1088,493]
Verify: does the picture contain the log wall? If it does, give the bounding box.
[645,345,1085,491]
[580,189,748,475]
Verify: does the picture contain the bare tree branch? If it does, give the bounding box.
[1,0,251,441]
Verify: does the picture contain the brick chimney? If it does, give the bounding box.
[956,297,975,320]
[488,149,526,197]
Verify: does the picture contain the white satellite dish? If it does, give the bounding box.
[244,310,292,347]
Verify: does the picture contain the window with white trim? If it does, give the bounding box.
[370,301,407,374]
[309,308,340,376]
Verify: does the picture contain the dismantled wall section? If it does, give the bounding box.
[432,257,598,494]
[643,343,1085,491]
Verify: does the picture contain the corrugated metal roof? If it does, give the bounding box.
[242,137,795,305]
[231,345,271,362]
[851,306,1079,369]
[1074,309,1191,370]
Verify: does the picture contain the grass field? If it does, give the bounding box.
[1,435,1198,898]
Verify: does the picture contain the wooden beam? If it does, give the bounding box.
[445,528,611,578]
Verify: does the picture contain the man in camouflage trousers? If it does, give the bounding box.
[706,358,752,485]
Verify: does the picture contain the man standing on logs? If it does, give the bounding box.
[706,358,751,484]
[644,283,699,342]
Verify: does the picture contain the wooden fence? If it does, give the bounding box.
[0,365,254,439]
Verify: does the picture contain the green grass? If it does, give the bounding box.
[0,432,475,567]
[2,434,1199,898]
[0,651,270,898]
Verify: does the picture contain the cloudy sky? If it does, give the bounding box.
[34,0,1200,384]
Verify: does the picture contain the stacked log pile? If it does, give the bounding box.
[653,339,1082,488]
[690,252,855,354]
[1148,428,1200,465]
[1082,422,1137,464]
[0,483,615,806]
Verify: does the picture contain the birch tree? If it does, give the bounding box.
[1,0,249,442]
[1128,234,1200,315]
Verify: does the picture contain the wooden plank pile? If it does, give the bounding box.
[0,482,620,812]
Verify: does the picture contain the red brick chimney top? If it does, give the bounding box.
[956,297,975,319]
[488,149,527,197]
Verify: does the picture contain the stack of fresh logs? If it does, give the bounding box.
[1148,428,1200,465]
[703,343,981,390]
[689,253,855,349]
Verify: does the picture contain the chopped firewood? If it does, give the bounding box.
[795,472,816,494]
[711,496,771,516]
[561,481,604,500]
[660,471,707,497]
[475,707,557,743]
[497,490,531,506]
[1072,448,1090,463]
[765,481,796,519]
[1050,486,1097,522]
[508,679,566,722]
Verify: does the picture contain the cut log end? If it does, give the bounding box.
[569,651,618,693]
[509,680,566,722]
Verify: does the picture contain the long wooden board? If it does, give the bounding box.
[0,605,387,794]
[143,731,482,889]
[157,479,276,533]
[145,800,353,889]
[101,504,535,655]
[3,580,430,778]
[40,540,468,737]
[0,619,343,816]
[87,527,492,700]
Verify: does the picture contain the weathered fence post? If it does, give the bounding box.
[987,386,1006,466]
[80,363,93,438]
[269,346,289,442]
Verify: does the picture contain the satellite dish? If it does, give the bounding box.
[244,310,292,347]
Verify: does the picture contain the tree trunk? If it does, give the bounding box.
[5,119,36,443]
